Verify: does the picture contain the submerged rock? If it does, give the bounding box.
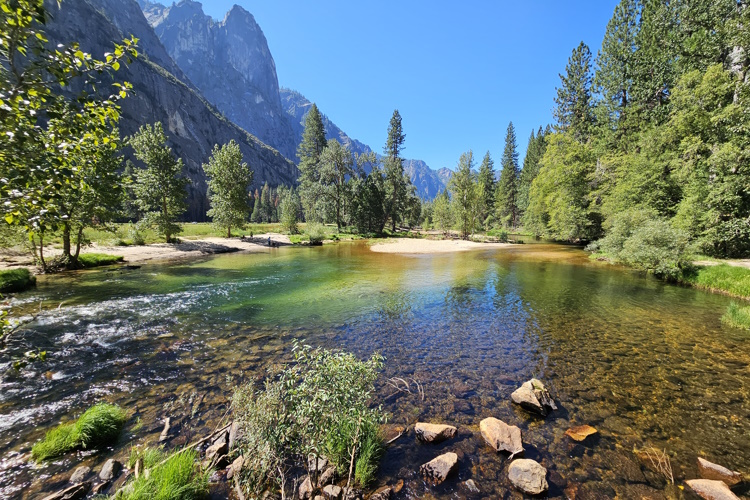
[508,459,548,495]
[369,485,392,500]
[685,479,740,500]
[697,457,743,486]
[511,379,557,416]
[41,481,90,500]
[565,425,598,442]
[479,417,523,456]
[69,466,91,484]
[464,479,480,493]
[420,452,458,485]
[415,422,457,443]
[99,459,121,482]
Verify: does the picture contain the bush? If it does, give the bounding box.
[305,223,327,244]
[721,302,750,330]
[0,268,36,293]
[117,448,210,500]
[77,253,125,268]
[127,222,146,246]
[231,342,385,497]
[486,228,509,242]
[32,403,128,461]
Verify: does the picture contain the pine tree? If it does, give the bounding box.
[297,103,327,221]
[477,151,496,227]
[130,122,188,243]
[251,189,261,223]
[382,110,408,232]
[260,183,272,223]
[496,122,520,228]
[518,127,548,216]
[554,42,595,141]
[203,140,253,238]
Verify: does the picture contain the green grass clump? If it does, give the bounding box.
[77,253,125,268]
[32,403,128,461]
[117,449,209,500]
[681,264,750,299]
[0,268,36,293]
[722,302,750,330]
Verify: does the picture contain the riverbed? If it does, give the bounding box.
[1,241,748,499]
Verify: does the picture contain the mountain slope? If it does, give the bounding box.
[44,0,297,220]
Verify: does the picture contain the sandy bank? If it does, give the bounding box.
[369,238,512,254]
[0,234,291,271]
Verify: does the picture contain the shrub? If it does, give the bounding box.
[117,448,209,500]
[722,302,750,330]
[232,342,385,497]
[77,253,125,268]
[486,228,509,242]
[127,222,146,246]
[305,223,327,244]
[0,268,36,293]
[32,403,128,461]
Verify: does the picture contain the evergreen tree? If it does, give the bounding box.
[432,190,454,235]
[477,151,496,227]
[319,139,355,232]
[130,123,188,243]
[382,110,408,232]
[260,183,273,223]
[554,42,595,141]
[203,140,253,238]
[279,187,301,234]
[449,150,478,239]
[496,122,520,228]
[297,103,328,221]
[251,189,261,223]
[518,127,548,217]
[351,154,386,235]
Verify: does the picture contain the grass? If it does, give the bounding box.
[32,403,128,461]
[0,268,36,293]
[116,448,210,500]
[722,302,750,330]
[681,264,750,299]
[77,253,125,268]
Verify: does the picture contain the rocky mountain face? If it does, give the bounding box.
[137,0,298,161]
[44,0,297,220]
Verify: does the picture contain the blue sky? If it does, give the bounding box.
[200,1,619,170]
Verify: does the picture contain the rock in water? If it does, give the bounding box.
[369,486,392,500]
[99,459,121,482]
[685,479,741,500]
[697,457,744,486]
[479,417,523,456]
[415,422,458,443]
[565,425,598,442]
[41,482,90,500]
[69,466,91,484]
[508,459,549,495]
[420,452,458,485]
[206,432,229,460]
[511,379,557,416]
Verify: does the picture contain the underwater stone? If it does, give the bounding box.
[686,479,740,500]
[420,452,458,485]
[697,457,743,486]
[479,417,523,456]
[99,459,121,481]
[508,459,548,495]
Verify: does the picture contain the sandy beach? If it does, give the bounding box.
[369,238,512,254]
[0,234,292,271]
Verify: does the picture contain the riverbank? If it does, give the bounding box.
[0,234,292,271]
[369,238,513,254]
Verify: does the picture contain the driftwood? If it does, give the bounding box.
[158,417,171,442]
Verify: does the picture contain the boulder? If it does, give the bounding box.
[41,482,90,500]
[420,452,458,485]
[299,476,313,500]
[369,485,392,500]
[69,466,91,484]
[685,479,740,500]
[206,432,229,460]
[479,417,523,457]
[564,425,598,442]
[697,457,743,486]
[508,459,548,495]
[99,459,121,482]
[511,379,557,416]
[226,455,244,480]
[322,484,342,499]
[415,422,457,444]
[228,421,240,450]
[308,455,329,474]
[318,466,336,487]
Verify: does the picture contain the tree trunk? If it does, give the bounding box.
[38,233,46,270]
[74,227,84,260]
[227,226,231,238]
[62,223,71,260]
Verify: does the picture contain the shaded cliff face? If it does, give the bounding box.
[139,0,298,162]
[43,0,297,221]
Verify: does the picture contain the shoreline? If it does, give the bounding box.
[0,234,292,272]
[369,238,513,254]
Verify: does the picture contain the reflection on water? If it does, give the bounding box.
[1,241,748,499]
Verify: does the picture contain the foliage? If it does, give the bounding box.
[681,265,750,300]
[0,0,137,270]
[279,187,301,234]
[116,448,210,500]
[77,253,125,268]
[721,302,750,330]
[130,123,188,243]
[449,151,479,239]
[203,140,253,238]
[32,403,127,461]
[297,103,328,222]
[553,42,594,141]
[618,219,690,280]
[231,342,385,497]
[476,151,495,227]
[319,139,354,231]
[518,126,549,217]
[0,268,36,293]
[496,122,520,228]
[431,190,453,235]
[486,228,509,242]
[381,110,410,233]
[305,223,327,244]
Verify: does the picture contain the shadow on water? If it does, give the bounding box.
[0,241,748,498]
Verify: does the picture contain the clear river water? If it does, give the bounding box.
[0,241,748,499]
